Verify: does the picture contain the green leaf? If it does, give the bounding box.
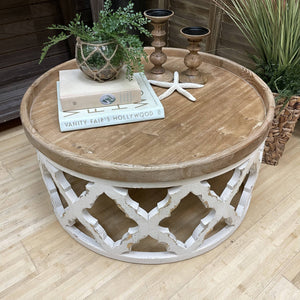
[39,0,151,80]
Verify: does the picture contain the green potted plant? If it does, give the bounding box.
[214,0,300,165]
[39,0,151,82]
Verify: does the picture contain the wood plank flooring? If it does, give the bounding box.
[0,123,299,299]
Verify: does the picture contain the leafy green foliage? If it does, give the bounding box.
[273,64,300,102]
[214,0,300,100]
[40,0,151,80]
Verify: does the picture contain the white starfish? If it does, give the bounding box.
[148,71,204,101]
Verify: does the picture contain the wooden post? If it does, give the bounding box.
[90,0,104,22]
[206,0,223,54]
[58,0,77,57]
[158,0,169,8]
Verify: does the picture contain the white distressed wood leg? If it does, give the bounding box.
[37,144,264,264]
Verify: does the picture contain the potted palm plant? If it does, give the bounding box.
[39,0,150,82]
[214,0,300,165]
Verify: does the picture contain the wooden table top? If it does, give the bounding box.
[21,47,274,182]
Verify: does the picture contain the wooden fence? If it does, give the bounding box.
[149,0,254,68]
[1,0,254,123]
[0,0,92,123]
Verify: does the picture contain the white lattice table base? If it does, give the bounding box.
[37,145,263,264]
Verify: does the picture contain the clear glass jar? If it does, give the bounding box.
[75,38,123,82]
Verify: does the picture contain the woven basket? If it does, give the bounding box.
[263,94,300,165]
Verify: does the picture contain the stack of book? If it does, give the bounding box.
[57,69,165,132]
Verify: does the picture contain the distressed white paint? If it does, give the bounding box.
[37,144,263,264]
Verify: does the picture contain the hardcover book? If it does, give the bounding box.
[57,72,165,132]
[59,68,141,111]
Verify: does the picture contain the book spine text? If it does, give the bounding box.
[60,108,164,131]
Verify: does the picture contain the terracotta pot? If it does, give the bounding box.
[263,94,300,165]
[75,38,123,82]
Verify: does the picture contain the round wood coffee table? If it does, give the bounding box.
[21,47,274,264]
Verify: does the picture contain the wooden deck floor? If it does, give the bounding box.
[0,122,299,299]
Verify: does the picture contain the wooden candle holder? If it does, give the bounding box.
[144,9,174,82]
[180,26,211,84]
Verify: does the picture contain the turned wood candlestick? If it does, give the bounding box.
[144,9,174,81]
[180,26,211,84]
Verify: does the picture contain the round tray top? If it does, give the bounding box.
[21,47,274,182]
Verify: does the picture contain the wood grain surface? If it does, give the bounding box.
[20,47,274,182]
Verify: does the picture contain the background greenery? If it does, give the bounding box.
[215,0,300,101]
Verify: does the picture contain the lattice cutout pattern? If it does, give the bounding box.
[159,192,210,243]
[87,194,138,242]
[38,145,263,264]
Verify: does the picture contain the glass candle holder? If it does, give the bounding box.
[180,26,211,84]
[144,9,174,81]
